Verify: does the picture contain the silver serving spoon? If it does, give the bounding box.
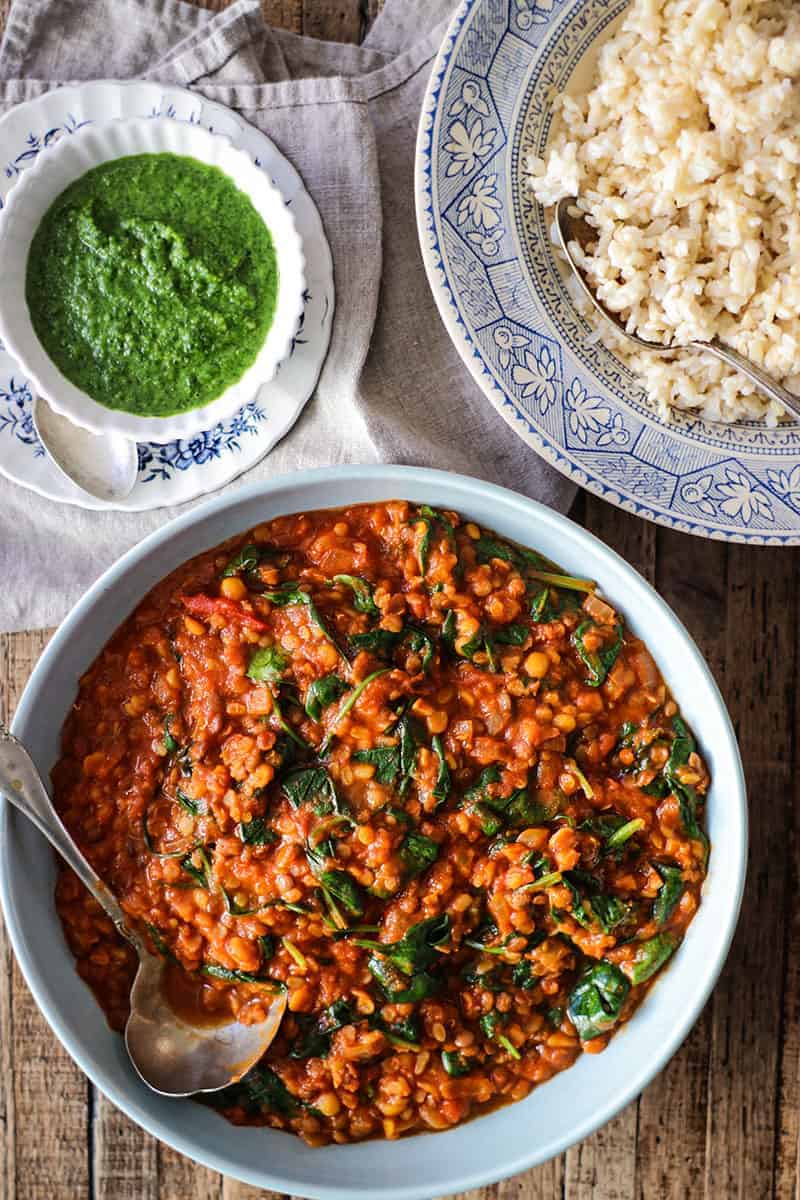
[0,726,287,1097]
[33,394,139,503]
[555,196,800,421]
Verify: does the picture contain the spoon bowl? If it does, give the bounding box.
[0,725,287,1096]
[555,196,800,421]
[33,393,139,503]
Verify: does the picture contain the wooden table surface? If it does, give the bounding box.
[1,2,798,1198]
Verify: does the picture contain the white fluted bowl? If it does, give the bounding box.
[0,117,305,443]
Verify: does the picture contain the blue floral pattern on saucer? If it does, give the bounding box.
[417,0,800,543]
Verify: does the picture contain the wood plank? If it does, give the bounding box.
[703,545,797,1199]
[0,629,90,1200]
[157,1143,221,1200]
[301,0,362,44]
[93,1094,157,1200]
[774,785,800,1200]
[222,1178,287,1200]
[455,1159,565,1200]
[630,527,729,1200]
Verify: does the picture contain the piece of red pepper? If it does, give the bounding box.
[179,592,270,632]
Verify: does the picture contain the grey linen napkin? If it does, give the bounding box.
[0,0,575,633]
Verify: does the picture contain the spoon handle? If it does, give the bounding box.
[706,339,800,421]
[0,725,143,953]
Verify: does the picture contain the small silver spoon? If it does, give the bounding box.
[0,726,287,1097]
[33,394,139,503]
[555,196,800,421]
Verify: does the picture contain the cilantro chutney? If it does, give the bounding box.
[25,152,279,418]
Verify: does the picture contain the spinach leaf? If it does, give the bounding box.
[175,788,201,817]
[180,847,213,889]
[319,869,365,917]
[474,534,546,572]
[349,628,403,658]
[399,831,440,878]
[441,609,457,652]
[511,960,538,990]
[351,712,422,797]
[236,816,277,846]
[431,734,451,808]
[571,620,625,687]
[652,863,684,927]
[460,764,507,834]
[207,1065,311,1118]
[355,913,451,974]
[220,543,291,581]
[246,644,289,684]
[590,892,630,934]
[200,963,285,990]
[367,957,438,1003]
[289,998,354,1059]
[561,871,594,929]
[605,817,645,852]
[567,960,631,1040]
[414,505,456,574]
[642,775,670,798]
[530,586,556,623]
[562,870,630,934]
[505,787,558,828]
[332,574,379,616]
[629,933,677,985]
[144,923,176,962]
[270,690,312,752]
[318,668,392,757]
[163,714,179,754]
[449,619,530,672]
[221,543,263,578]
[369,1011,422,1049]
[580,812,627,839]
[492,624,529,646]
[405,625,436,673]
[262,583,347,662]
[305,674,348,722]
[663,717,709,862]
[351,744,401,785]
[283,766,339,814]
[306,846,365,917]
[479,1011,507,1038]
[441,1050,472,1077]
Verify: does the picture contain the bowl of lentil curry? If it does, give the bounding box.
[0,116,305,442]
[1,467,745,1199]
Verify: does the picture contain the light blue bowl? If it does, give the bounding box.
[0,466,746,1199]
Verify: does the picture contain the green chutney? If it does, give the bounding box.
[26,152,279,418]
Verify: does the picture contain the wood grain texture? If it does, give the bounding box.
[0,2,798,1200]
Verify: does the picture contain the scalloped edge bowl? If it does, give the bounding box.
[0,116,305,442]
[0,466,746,1200]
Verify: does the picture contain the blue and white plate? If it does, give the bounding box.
[0,80,334,512]
[416,0,800,544]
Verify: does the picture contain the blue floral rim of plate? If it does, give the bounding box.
[416,0,800,544]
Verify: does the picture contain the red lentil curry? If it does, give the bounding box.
[52,501,710,1144]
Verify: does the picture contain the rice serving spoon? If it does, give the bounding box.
[555,196,800,422]
[0,725,287,1097]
